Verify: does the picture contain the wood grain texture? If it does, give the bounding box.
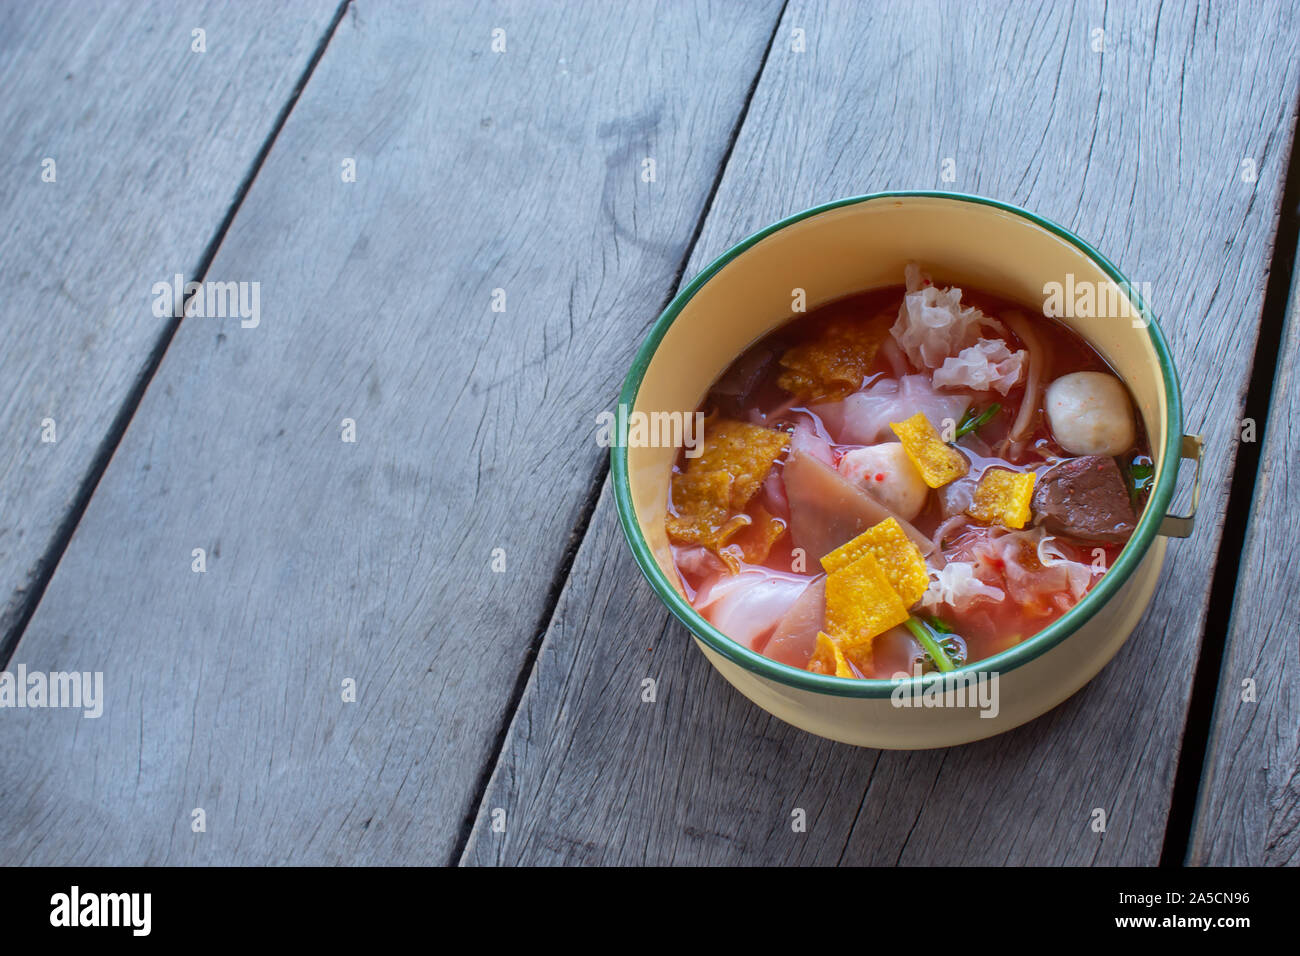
[0,0,342,646]
[1188,258,1300,866]
[0,0,785,864]
[463,0,1300,865]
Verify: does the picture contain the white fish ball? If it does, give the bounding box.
[1044,371,1136,456]
[838,442,929,521]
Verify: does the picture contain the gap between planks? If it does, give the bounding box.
[449,0,793,865]
[1159,101,1300,866]
[0,0,354,669]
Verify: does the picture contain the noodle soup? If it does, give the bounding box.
[666,264,1152,680]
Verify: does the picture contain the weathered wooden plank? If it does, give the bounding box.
[463,0,1300,865]
[0,0,343,651]
[1188,254,1300,866]
[0,0,785,864]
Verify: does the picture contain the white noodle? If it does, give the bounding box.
[1003,310,1045,443]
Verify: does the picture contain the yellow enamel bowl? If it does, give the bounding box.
[612,192,1202,749]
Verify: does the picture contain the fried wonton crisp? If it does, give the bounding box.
[824,551,911,653]
[666,419,790,567]
[721,505,788,568]
[968,467,1036,529]
[666,470,744,545]
[809,631,855,678]
[777,315,890,402]
[691,419,790,510]
[820,517,929,607]
[889,412,969,488]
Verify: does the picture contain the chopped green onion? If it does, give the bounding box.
[952,403,1001,442]
[924,615,953,634]
[1123,454,1155,507]
[904,617,956,673]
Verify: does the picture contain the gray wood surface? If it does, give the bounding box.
[0,0,342,648]
[0,0,786,865]
[462,0,1300,865]
[1188,258,1300,866]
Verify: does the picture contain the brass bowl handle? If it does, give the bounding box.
[1158,434,1203,538]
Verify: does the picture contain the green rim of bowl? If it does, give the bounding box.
[611,191,1183,699]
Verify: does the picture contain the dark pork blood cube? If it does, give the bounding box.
[710,344,776,418]
[1032,455,1137,543]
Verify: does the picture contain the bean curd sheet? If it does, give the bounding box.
[666,264,1153,679]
